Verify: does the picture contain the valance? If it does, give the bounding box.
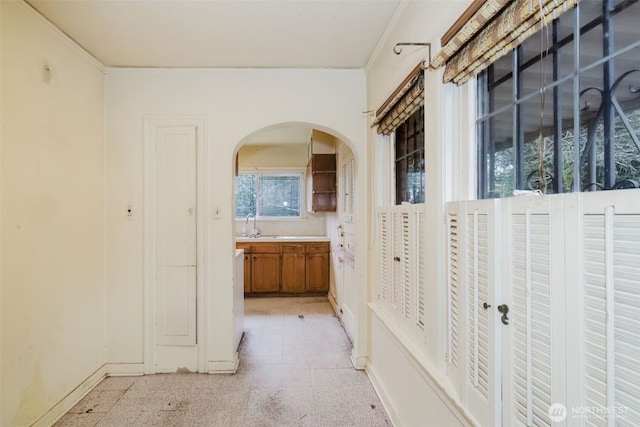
[431,0,578,85]
[372,64,424,135]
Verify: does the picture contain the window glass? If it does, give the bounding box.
[395,106,425,204]
[477,1,640,198]
[235,173,302,218]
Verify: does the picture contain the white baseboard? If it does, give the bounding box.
[350,350,367,370]
[207,353,239,373]
[105,363,144,376]
[32,364,107,427]
[366,362,400,427]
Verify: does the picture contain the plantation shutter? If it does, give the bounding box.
[378,212,393,308]
[501,196,569,427]
[415,210,426,330]
[396,212,411,318]
[430,0,578,85]
[464,200,501,427]
[510,211,554,426]
[445,203,463,395]
[581,195,640,426]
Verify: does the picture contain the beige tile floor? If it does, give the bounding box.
[54,296,391,426]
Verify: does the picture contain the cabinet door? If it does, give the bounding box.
[251,253,280,292]
[306,252,329,292]
[282,253,306,292]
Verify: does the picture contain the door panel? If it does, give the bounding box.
[502,196,566,427]
[462,200,501,427]
[155,126,197,347]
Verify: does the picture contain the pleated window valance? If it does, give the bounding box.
[372,63,424,135]
[431,0,579,85]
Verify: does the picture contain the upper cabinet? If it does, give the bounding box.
[307,154,337,212]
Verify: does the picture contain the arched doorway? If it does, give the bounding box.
[232,123,360,361]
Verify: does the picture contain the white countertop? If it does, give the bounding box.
[236,235,330,243]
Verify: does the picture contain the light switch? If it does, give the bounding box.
[212,207,222,219]
[124,205,134,220]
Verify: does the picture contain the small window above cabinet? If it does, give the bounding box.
[306,154,336,212]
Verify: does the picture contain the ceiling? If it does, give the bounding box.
[26,0,402,69]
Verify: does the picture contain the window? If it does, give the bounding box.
[477,0,640,198]
[235,173,302,219]
[395,106,425,204]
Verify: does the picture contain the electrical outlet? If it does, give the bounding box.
[124,206,134,220]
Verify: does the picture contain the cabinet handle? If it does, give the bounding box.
[393,256,401,262]
[497,304,509,325]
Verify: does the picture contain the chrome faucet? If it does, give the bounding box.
[245,213,258,237]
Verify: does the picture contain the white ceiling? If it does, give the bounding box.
[26,0,402,69]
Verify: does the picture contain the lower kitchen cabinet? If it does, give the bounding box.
[251,253,280,292]
[281,244,306,292]
[305,252,329,292]
[237,240,330,294]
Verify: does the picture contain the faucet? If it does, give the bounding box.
[245,213,258,237]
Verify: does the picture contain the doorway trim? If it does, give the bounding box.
[143,116,208,374]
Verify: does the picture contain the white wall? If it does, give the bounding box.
[364,0,475,424]
[0,1,106,425]
[105,67,367,369]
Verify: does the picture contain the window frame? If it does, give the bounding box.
[235,171,304,220]
[476,0,640,199]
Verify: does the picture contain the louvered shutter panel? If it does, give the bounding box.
[467,211,490,398]
[581,194,640,426]
[463,200,501,427]
[396,212,411,319]
[415,210,426,331]
[510,212,553,426]
[447,212,460,366]
[445,202,464,396]
[378,211,392,308]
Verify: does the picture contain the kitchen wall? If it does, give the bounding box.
[364,0,474,424]
[105,67,367,369]
[1,1,107,425]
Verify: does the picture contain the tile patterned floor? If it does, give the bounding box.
[54,296,391,426]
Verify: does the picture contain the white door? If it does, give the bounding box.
[154,125,197,370]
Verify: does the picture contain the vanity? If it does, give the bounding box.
[236,236,330,295]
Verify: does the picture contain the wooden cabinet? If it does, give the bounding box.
[250,243,280,293]
[236,241,330,294]
[305,242,330,292]
[307,154,336,212]
[281,244,306,292]
[251,253,280,292]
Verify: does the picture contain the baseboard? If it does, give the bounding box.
[105,363,144,376]
[207,352,239,374]
[366,362,400,427]
[32,364,107,427]
[350,350,367,370]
